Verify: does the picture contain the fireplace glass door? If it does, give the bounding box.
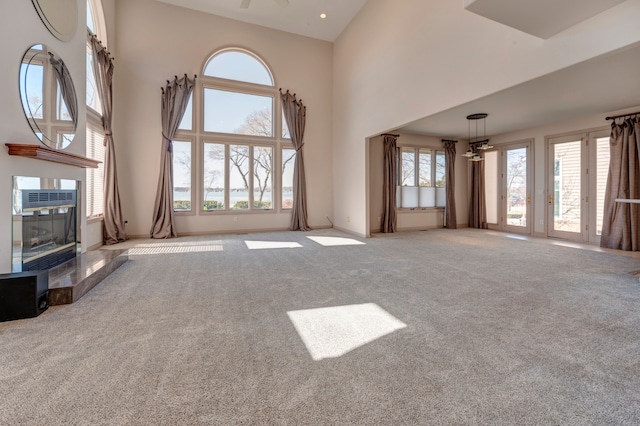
[12,177,79,272]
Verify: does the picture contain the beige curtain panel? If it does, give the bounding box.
[150,74,196,239]
[90,32,127,245]
[443,140,457,229]
[280,89,310,231]
[600,116,640,251]
[468,148,487,229]
[381,135,398,233]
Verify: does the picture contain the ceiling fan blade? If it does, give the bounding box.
[273,0,289,7]
[240,0,251,9]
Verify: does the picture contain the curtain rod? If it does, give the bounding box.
[441,139,458,143]
[606,111,640,120]
[381,133,399,137]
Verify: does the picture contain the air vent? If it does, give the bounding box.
[22,190,77,210]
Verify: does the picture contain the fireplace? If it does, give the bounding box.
[12,177,79,272]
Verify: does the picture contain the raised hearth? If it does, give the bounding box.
[48,249,128,305]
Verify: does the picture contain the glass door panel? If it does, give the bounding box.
[504,146,528,231]
[548,138,583,240]
[589,131,611,243]
[484,150,499,226]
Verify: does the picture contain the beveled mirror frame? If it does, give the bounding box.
[32,0,79,42]
[20,44,78,150]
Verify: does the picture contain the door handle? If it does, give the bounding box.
[548,194,553,205]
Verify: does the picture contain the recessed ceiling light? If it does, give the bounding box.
[320,13,327,19]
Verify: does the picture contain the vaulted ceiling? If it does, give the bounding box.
[153,0,638,138]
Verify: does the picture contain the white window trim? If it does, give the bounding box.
[172,48,295,215]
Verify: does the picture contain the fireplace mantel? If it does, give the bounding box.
[5,144,100,168]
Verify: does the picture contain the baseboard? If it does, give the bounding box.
[87,241,104,251]
[333,225,368,239]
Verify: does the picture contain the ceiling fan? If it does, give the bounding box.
[240,0,289,8]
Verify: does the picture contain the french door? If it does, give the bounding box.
[484,141,532,234]
[546,130,610,243]
[502,143,531,234]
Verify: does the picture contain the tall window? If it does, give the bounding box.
[397,147,446,209]
[173,48,294,213]
[85,0,106,219]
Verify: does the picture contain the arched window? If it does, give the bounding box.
[86,0,107,219]
[172,48,294,214]
[203,49,273,86]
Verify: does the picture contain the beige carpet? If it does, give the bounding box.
[1,228,639,425]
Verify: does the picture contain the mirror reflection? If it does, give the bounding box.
[20,44,78,150]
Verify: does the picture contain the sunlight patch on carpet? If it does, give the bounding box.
[287,303,406,361]
[244,241,303,250]
[306,236,366,247]
[128,241,224,255]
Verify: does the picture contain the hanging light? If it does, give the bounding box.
[464,113,490,161]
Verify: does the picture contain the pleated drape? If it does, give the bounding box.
[90,32,127,244]
[443,140,457,229]
[280,89,310,231]
[600,116,640,251]
[381,135,398,233]
[468,149,487,229]
[150,74,196,238]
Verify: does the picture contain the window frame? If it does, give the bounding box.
[172,47,294,216]
[85,0,107,220]
[171,138,196,216]
[396,145,446,210]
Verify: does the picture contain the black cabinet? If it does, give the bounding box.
[0,270,49,322]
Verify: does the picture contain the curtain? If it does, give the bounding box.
[443,140,457,229]
[48,52,77,130]
[600,116,640,251]
[280,89,310,231]
[90,33,127,245]
[150,74,196,239]
[468,148,487,229]
[381,135,398,233]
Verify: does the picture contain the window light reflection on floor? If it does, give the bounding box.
[128,240,224,255]
[244,241,303,250]
[287,303,406,361]
[306,236,366,247]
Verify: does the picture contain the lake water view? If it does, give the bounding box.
[174,190,293,207]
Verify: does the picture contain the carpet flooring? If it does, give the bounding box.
[1,228,639,425]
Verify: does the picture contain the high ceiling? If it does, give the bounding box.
[154,0,367,42]
[400,43,640,139]
[153,0,638,139]
[464,0,626,39]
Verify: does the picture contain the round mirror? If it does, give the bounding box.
[20,44,78,150]
[32,0,78,42]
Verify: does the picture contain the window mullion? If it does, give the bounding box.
[224,144,230,211]
[249,144,255,210]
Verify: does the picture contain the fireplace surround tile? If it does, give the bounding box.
[48,249,128,305]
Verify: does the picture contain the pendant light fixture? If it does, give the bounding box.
[464,113,491,161]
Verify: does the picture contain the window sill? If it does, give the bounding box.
[396,207,445,213]
[87,215,104,224]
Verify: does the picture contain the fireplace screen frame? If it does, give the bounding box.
[12,176,81,273]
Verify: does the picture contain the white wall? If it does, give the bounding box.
[333,0,640,236]
[0,0,87,273]
[113,0,333,237]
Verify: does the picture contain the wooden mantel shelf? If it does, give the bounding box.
[5,143,100,168]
